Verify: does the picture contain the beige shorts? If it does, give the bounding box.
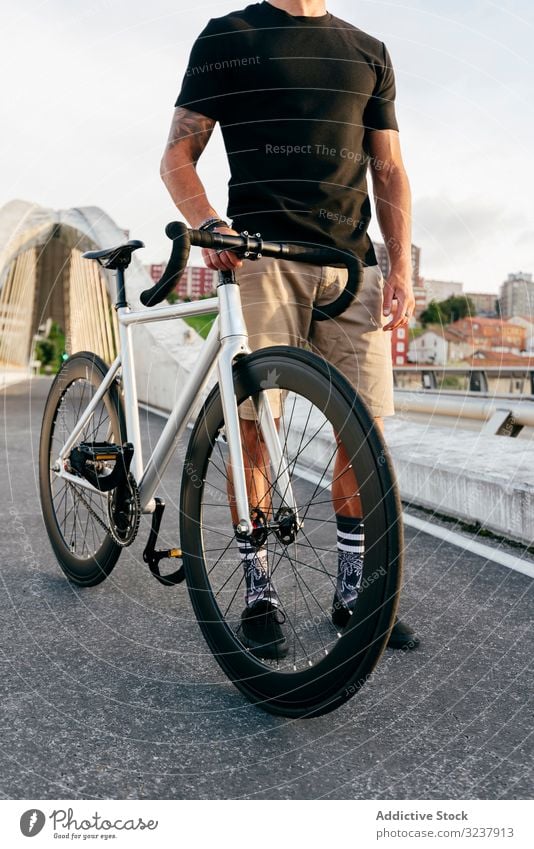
[236,256,394,419]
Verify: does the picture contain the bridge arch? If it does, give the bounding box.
[0,199,205,414]
[0,200,131,368]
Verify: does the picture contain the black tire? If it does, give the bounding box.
[180,347,402,717]
[39,351,125,586]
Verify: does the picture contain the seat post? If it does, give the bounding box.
[115,267,128,309]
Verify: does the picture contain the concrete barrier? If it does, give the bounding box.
[134,311,534,547]
[268,401,534,546]
[384,418,534,546]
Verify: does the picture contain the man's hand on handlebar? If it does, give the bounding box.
[140,219,361,318]
[202,226,243,272]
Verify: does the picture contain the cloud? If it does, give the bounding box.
[514,229,534,249]
[413,195,524,262]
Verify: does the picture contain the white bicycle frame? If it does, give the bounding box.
[54,274,295,536]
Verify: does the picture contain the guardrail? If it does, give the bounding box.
[393,389,534,435]
[393,365,534,395]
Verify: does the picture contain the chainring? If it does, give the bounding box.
[107,473,141,547]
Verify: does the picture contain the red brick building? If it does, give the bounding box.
[390,325,409,365]
[449,317,525,353]
[146,263,165,282]
[144,264,217,300]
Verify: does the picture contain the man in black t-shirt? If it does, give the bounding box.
[162,0,418,655]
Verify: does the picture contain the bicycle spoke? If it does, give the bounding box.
[191,352,397,686]
[49,377,115,556]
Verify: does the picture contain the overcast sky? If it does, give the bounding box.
[1,0,532,292]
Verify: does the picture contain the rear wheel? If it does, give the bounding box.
[39,352,125,586]
[180,347,402,717]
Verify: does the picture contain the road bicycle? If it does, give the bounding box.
[39,221,402,717]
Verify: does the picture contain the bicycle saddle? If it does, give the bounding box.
[82,239,144,270]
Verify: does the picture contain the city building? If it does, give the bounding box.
[508,316,534,352]
[144,264,217,300]
[413,281,426,319]
[424,279,463,304]
[372,241,421,285]
[407,317,527,365]
[465,292,498,317]
[411,244,421,284]
[470,293,498,316]
[390,325,409,365]
[177,266,217,299]
[408,328,449,365]
[145,263,165,283]
[449,317,525,353]
[373,241,425,316]
[499,272,534,318]
[373,241,389,280]
[407,326,472,365]
[466,350,534,366]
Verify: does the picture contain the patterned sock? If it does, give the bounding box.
[336,515,365,608]
[236,535,279,608]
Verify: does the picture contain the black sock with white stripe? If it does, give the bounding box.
[236,534,280,608]
[336,515,364,608]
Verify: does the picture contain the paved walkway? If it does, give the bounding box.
[0,367,30,389]
[0,379,532,799]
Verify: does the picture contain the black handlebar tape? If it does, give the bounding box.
[139,221,191,307]
[189,229,247,251]
[266,242,363,322]
[311,258,362,321]
[154,223,363,320]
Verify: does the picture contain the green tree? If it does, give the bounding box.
[34,322,66,373]
[419,300,443,326]
[440,295,475,323]
[420,295,476,327]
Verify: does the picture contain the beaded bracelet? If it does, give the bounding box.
[198,217,229,232]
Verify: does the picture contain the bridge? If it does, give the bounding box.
[0,199,202,410]
[0,200,532,799]
[2,374,532,799]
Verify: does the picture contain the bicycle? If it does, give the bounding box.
[39,221,403,717]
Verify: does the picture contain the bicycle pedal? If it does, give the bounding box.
[76,441,126,462]
[142,498,185,586]
[70,441,134,492]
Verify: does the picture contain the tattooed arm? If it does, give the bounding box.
[160,107,242,270]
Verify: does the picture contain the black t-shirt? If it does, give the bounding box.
[175,1,398,265]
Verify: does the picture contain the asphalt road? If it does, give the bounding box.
[1,378,532,800]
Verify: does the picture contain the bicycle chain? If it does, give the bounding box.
[66,475,140,548]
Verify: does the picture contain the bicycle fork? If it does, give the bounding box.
[216,270,297,536]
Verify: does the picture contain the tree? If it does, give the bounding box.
[420,295,476,327]
[419,300,443,326]
[440,295,475,323]
[34,322,66,373]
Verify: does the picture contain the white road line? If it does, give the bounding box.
[403,513,534,579]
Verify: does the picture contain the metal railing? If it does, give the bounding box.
[394,365,534,395]
[393,367,534,435]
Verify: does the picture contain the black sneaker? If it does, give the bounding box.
[331,592,355,629]
[240,599,288,660]
[332,599,420,653]
[387,617,420,651]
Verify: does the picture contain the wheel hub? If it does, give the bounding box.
[274,507,298,545]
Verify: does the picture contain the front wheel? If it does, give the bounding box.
[180,347,402,717]
[39,351,125,586]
